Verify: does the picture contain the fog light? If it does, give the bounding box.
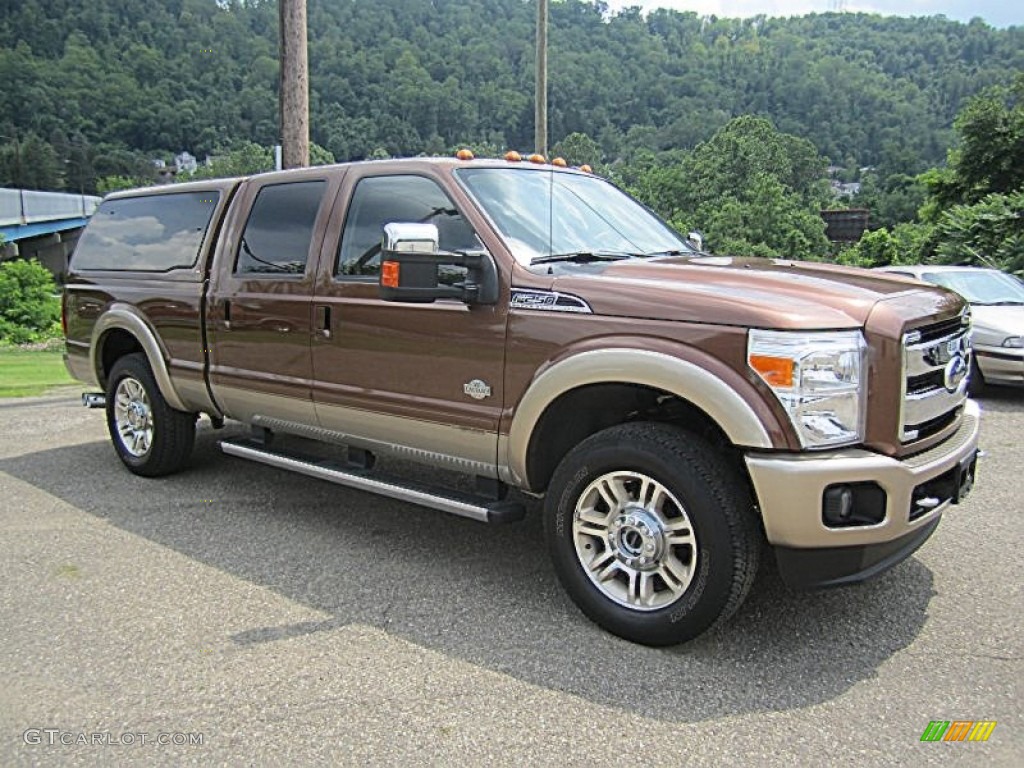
[823,485,854,525]
[822,482,887,528]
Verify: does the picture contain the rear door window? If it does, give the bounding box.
[72,191,219,271]
[235,181,326,275]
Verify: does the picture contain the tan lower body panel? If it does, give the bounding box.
[213,386,500,477]
[745,400,980,549]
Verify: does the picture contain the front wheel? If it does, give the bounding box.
[106,353,195,477]
[544,423,761,646]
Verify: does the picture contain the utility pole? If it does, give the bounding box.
[279,0,309,169]
[535,0,548,157]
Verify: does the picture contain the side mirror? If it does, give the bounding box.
[378,222,498,305]
[384,222,441,256]
[687,231,704,252]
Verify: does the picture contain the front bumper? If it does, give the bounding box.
[745,399,980,588]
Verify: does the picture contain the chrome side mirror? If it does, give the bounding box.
[383,222,440,255]
[379,221,498,305]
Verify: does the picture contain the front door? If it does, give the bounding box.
[310,170,508,476]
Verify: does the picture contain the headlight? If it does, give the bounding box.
[1002,336,1023,348]
[748,329,867,449]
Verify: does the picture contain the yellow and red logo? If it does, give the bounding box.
[920,721,997,742]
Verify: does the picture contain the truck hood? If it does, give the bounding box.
[548,255,961,330]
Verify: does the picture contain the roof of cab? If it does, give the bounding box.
[100,155,592,201]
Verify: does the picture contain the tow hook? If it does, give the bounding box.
[82,392,106,408]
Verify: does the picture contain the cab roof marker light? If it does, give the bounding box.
[528,154,546,164]
[505,151,522,162]
[552,157,567,167]
[455,149,475,160]
[579,164,593,174]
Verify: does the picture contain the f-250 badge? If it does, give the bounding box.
[463,379,492,400]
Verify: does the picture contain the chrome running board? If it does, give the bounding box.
[219,438,525,524]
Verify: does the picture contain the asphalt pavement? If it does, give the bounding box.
[0,386,1021,766]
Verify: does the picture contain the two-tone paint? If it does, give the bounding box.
[64,158,980,587]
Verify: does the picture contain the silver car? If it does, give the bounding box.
[876,265,1023,390]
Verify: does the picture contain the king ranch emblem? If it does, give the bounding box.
[463,379,492,400]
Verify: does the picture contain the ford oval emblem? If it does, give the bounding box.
[943,354,967,393]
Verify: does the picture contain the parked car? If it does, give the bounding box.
[875,265,1023,391]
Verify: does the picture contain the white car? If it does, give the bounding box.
[876,265,1023,390]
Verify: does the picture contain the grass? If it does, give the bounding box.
[0,346,75,397]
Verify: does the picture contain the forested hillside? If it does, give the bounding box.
[1,0,1022,194]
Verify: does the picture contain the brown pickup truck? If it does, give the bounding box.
[63,156,980,646]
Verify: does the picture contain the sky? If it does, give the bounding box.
[602,1,1023,28]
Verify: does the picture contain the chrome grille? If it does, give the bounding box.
[900,312,971,443]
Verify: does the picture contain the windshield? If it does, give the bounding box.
[455,167,690,266]
[922,269,1024,305]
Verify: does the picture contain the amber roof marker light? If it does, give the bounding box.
[504,150,522,162]
[579,164,593,174]
[528,153,546,164]
[455,148,475,160]
[552,157,567,167]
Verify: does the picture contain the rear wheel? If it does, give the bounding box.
[544,422,761,646]
[106,353,195,477]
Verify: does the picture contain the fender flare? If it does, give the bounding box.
[90,305,189,412]
[501,347,776,487]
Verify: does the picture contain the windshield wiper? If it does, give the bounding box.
[530,250,636,266]
[642,249,689,257]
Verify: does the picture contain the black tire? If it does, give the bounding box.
[543,422,761,646]
[105,353,195,477]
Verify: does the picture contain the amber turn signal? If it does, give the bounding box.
[381,260,400,288]
[749,354,794,388]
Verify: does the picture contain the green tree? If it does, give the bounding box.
[551,132,603,170]
[934,191,1024,275]
[309,143,336,166]
[687,174,830,260]
[0,258,60,344]
[926,74,1024,209]
[96,175,140,194]
[184,141,274,180]
[0,133,61,190]
[836,228,896,268]
[627,116,830,259]
[853,172,928,230]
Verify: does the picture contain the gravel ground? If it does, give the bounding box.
[0,388,1020,767]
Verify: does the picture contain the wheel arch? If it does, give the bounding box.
[502,347,784,492]
[90,305,189,412]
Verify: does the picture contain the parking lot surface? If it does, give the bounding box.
[1,388,1021,766]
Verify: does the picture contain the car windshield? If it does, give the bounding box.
[455,167,690,267]
[922,269,1024,305]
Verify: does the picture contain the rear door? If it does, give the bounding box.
[207,170,342,425]
[310,169,508,476]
